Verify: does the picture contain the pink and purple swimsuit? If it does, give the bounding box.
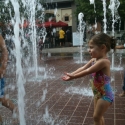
[90,62,114,103]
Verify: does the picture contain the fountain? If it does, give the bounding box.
[102,0,107,33]
[109,0,121,70]
[89,0,96,12]
[3,0,47,124]
[77,12,86,63]
[1,0,124,124]
[89,0,97,30]
[8,0,26,125]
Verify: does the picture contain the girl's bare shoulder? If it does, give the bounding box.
[0,35,3,45]
[98,58,110,66]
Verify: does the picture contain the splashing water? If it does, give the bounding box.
[78,12,86,63]
[22,0,47,78]
[89,0,94,4]
[9,0,26,124]
[102,0,107,33]
[2,0,123,124]
[109,0,120,69]
[89,0,97,32]
[65,86,93,96]
[109,0,120,36]
[89,0,96,13]
[4,0,47,124]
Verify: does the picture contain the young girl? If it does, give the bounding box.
[62,33,116,125]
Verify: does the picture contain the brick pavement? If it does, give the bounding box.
[0,53,125,125]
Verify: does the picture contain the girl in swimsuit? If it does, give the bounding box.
[62,33,116,125]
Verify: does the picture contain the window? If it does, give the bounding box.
[64,16,69,21]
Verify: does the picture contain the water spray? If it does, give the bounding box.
[78,12,86,63]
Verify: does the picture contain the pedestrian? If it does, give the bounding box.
[62,33,116,125]
[66,28,71,43]
[0,35,18,124]
[38,37,44,60]
[59,27,65,47]
[66,28,72,46]
[116,44,125,97]
[55,32,59,47]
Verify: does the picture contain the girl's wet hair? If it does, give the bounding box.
[90,33,116,52]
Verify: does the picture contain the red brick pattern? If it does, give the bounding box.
[1,54,125,125]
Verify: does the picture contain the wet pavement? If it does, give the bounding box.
[0,52,125,125]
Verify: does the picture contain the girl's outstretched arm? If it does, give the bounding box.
[62,72,71,81]
[62,59,110,81]
[70,58,94,75]
[62,58,94,81]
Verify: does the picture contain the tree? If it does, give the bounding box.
[75,0,104,24]
[0,0,45,26]
[118,0,125,20]
[75,0,125,29]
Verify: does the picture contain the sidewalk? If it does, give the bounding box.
[42,46,125,55]
[1,54,125,125]
[42,47,81,53]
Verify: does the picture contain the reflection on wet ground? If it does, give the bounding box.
[1,53,125,125]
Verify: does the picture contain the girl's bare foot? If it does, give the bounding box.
[119,91,125,97]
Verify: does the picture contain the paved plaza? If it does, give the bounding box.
[0,50,125,125]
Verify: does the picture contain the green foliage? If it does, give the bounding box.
[0,0,124,29]
[118,0,125,20]
[75,0,104,24]
[0,1,13,24]
[75,0,125,25]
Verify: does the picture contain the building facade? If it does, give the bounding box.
[45,0,77,32]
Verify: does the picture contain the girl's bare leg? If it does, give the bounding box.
[0,97,19,124]
[119,91,125,97]
[0,97,15,112]
[94,98,104,124]
[94,99,104,125]
[0,115,2,123]
[101,116,105,125]
[93,98,111,125]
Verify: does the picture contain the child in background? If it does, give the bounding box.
[116,44,125,97]
[62,33,116,125]
[0,35,17,124]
